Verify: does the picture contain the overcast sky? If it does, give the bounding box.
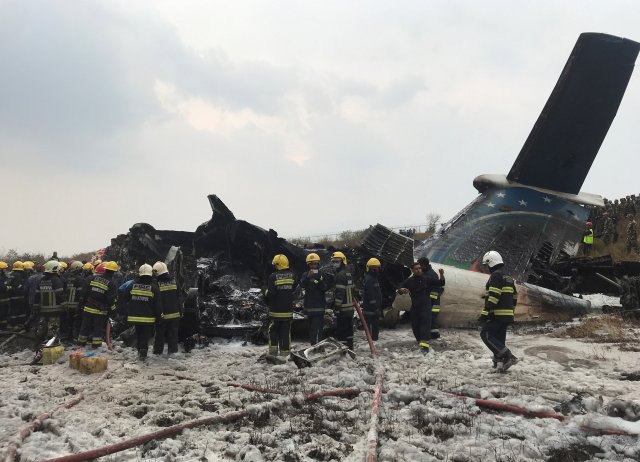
[2,1,640,256]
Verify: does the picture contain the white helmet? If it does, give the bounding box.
[139,264,153,277]
[44,260,59,274]
[482,251,503,268]
[152,261,168,276]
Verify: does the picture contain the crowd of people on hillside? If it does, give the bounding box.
[588,195,640,254]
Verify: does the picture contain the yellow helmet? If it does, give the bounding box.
[104,261,120,272]
[12,261,24,271]
[366,258,381,271]
[23,261,35,270]
[70,261,83,271]
[82,262,94,272]
[58,261,68,270]
[272,254,289,270]
[94,259,102,266]
[305,253,321,264]
[0,261,8,270]
[331,251,347,265]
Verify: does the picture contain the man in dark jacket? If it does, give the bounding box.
[418,257,445,340]
[152,261,182,355]
[300,253,328,345]
[0,261,10,331]
[331,251,356,349]
[264,254,298,356]
[77,261,118,349]
[6,261,28,328]
[63,261,85,342]
[362,258,383,341]
[30,260,67,345]
[123,264,162,361]
[399,262,445,354]
[479,250,518,372]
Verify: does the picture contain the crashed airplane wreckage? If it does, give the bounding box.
[30,33,634,348]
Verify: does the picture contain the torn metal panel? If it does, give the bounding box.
[508,33,640,194]
[361,224,414,267]
[291,337,356,368]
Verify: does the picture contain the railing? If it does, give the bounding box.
[286,223,440,243]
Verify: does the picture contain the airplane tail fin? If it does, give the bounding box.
[507,33,640,194]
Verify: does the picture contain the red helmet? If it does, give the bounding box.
[586,221,593,227]
[95,262,107,274]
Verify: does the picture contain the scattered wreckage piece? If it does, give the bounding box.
[290,337,356,369]
[431,264,589,327]
[361,224,414,267]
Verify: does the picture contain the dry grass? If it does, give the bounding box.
[552,315,638,343]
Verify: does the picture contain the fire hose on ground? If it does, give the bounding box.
[38,388,367,462]
[3,394,85,462]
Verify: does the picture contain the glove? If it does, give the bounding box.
[477,314,488,323]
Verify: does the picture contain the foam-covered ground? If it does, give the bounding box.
[1,317,639,461]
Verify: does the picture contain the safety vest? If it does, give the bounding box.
[583,229,593,245]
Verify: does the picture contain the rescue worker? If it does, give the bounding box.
[479,251,518,372]
[0,261,10,331]
[6,261,28,328]
[300,253,328,345]
[24,262,43,323]
[123,264,162,361]
[77,261,118,349]
[418,257,445,340]
[152,261,182,356]
[399,262,445,354]
[331,251,356,349]
[29,260,67,346]
[264,254,298,357]
[362,258,383,341]
[58,261,68,279]
[582,221,594,256]
[63,261,85,341]
[82,262,94,278]
[179,288,200,352]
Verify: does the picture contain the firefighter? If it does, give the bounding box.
[362,258,382,341]
[300,253,328,345]
[29,260,67,347]
[6,261,28,329]
[264,254,297,357]
[77,261,118,349]
[123,264,162,361]
[0,261,10,331]
[63,261,86,342]
[418,257,445,340]
[399,262,445,354]
[331,251,356,349]
[24,261,44,324]
[152,261,182,356]
[479,251,518,372]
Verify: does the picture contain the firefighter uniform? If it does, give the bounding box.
[401,268,445,352]
[64,270,86,341]
[480,251,518,370]
[78,271,117,348]
[425,265,444,339]
[0,265,10,331]
[363,270,382,341]
[123,276,162,360]
[265,265,298,356]
[300,268,328,345]
[333,264,356,349]
[153,272,182,355]
[32,270,67,344]
[6,265,28,327]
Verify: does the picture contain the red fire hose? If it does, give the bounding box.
[4,394,84,462]
[40,389,365,462]
[353,299,383,462]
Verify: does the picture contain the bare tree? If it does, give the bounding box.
[426,213,441,233]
